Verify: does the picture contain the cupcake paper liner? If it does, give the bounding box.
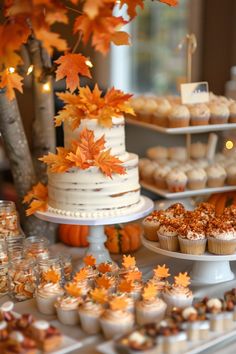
[210,116,228,124]
[207,237,236,255]
[187,179,207,190]
[178,237,207,255]
[207,176,226,188]
[142,222,159,242]
[158,233,179,252]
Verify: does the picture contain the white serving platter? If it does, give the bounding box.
[141,181,236,199]
[126,118,236,135]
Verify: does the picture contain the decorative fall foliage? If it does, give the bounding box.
[122,255,136,269]
[23,182,48,216]
[96,275,112,289]
[153,264,170,279]
[65,282,82,297]
[110,297,127,311]
[117,279,134,293]
[42,269,61,284]
[125,270,142,282]
[97,263,112,274]
[83,254,96,267]
[40,127,126,178]
[142,283,158,300]
[73,268,88,282]
[174,272,191,288]
[90,287,108,304]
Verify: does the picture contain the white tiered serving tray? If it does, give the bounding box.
[141,181,236,199]
[126,117,236,134]
[142,236,236,285]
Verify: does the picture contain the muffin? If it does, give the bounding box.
[206,164,226,187]
[157,220,180,252]
[207,217,236,255]
[168,105,190,128]
[152,99,172,127]
[130,96,146,118]
[168,147,187,162]
[153,166,171,189]
[139,98,158,123]
[165,203,186,218]
[189,103,210,126]
[55,295,82,325]
[209,102,229,124]
[166,169,188,193]
[226,164,236,185]
[162,272,193,312]
[36,283,64,315]
[141,162,158,184]
[142,210,165,241]
[136,284,167,325]
[139,158,152,179]
[187,168,207,190]
[100,297,135,339]
[190,142,207,160]
[229,102,236,123]
[146,146,168,161]
[178,223,207,255]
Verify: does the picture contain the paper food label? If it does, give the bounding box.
[181,82,209,104]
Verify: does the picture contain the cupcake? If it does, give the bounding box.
[139,159,152,179]
[168,105,190,128]
[141,162,159,184]
[95,274,117,294]
[55,294,82,325]
[178,223,207,255]
[121,268,143,301]
[190,142,207,160]
[165,203,186,219]
[148,264,170,292]
[192,158,209,169]
[162,272,193,312]
[100,296,135,339]
[187,168,207,190]
[209,102,229,124]
[206,164,226,187]
[136,283,167,325]
[130,96,146,119]
[78,289,106,335]
[153,166,171,189]
[152,99,172,127]
[168,147,187,162]
[229,101,236,123]
[193,202,215,225]
[139,98,158,123]
[157,219,180,252]
[207,217,236,255]
[36,283,64,315]
[146,146,168,161]
[166,169,188,193]
[226,164,236,185]
[189,103,210,126]
[142,210,165,241]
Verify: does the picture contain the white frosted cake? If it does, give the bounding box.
[47,117,141,217]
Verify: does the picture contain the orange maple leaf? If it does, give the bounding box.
[105,87,134,115]
[125,270,142,282]
[96,275,112,289]
[94,149,126,178]
[153,264,170,279]
[83,0,107,19]
[97,263,112,274]
[66,147,91,170]
[174,272,191,288]
[25,200,48,216]
[118,279,134,293]
[42,269,61,284]
[55,54,92,92]
[77,128,105,160]
[83,254,96,267]
[119,0,144,19]
[23,182,48,216]
[65,282,82,297]
[73,268,88,282]
[122,255,136,269]
[0,70,23,100]
[90,288,108,304]
[39,147,74,173]
[110,297,127,311]
[54,105,84,128]
[142,283,157,300]
[158,0,178,6]
[35,29,67,56]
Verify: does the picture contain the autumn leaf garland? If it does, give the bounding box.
[39,127,126,178]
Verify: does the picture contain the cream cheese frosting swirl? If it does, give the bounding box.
[37,283,64,299]
[55,295,82,310]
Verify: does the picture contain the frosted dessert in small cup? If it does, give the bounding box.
[95,274,117,294]
[224,288,236,320]
[78,288,107,334]
[168,105,190,128]
[152,99,171,127]
[136,283,167,325]
[100,296,135,339]
[181,306,210,341]
[206,164,226,187]
[209,102,229,124]
[72,268,90,296]
[122,269,143,301]
[162,272,193,313]
[82,255,98,287]
[178,223,207,255]
[142,210,165,241]
[189,103,210,126]
[205,298,225,332]
[147,264,170,293]
[159,320,187,354]
[109,291,135,313]
[157,219,181,252]
[207,217,236,255]
[119,255,140,279]
[166,169,188,193]
[187,168,207,190]
[36,282,64,315]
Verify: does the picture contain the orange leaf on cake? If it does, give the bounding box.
[55,54,92,92]
[158,0,178,6]
[118,279,134,293]
[42,269,60,284]
[174,272,191,288]
[73,268,88,282]
[142,283,157,300]
[23,182,48,216]
[122,255,136,269]
[25,200,48,216]
[0,70,23,101]
[110,297,127,311]
[153,264,170,279]
[90,288,108,304]
[66,147,91,170]
[77,128,105,160]
[94,149,126,178]
[96,275,111,289]
[97,263,112,274]
[83,255,96,267]
[65,282,82,297]
[39,147,74,173]
[119,0,144,19]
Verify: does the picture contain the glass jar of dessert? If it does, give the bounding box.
[38,256,62,286]
[0,264,8,296]
[6,235,25,261]
[0,240,8,264]
[24,236,49,260]
[59,254,73,282]
[8,258,37,301]
[0,201,24,239]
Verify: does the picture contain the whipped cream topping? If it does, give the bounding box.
[207,298,222,310]
[10,331,24,343]
[79,300,104,315]
[158,224,178,237]
[165,285,193,299]
[210,230,236,240]
[37,283,64,299]
[206,164,226,178]
[33,320,50,330]
[55,295,82,310]
[209,102,229,117]
[187,168,207,181]
[179,230,205,241]
[102,309,134,323]
[169,105,190,119]
[166,170,188,184]
[189,103,210,119]
[137,297,166,312]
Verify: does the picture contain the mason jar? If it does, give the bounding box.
[0,264,8,296]
[59,254,73,282]
[24,236,49,260]
[0,240,8,264]
[8,259,37,301]
[0,201,24,239]
[6,236,25,261]
[38,256,62,286]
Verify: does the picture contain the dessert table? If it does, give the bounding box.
[1,243,236,354]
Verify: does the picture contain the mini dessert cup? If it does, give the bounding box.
[178,237,207,255]
[78,301,104,335]
[136,298,167,325]
[55,296,81,325]
[36,283,64,315]
[207,237,236,255]
[100,310,134,339]
[162,332,187,354]
[166,170,188,193]
[158,234,179,252]
[163,292,193,313]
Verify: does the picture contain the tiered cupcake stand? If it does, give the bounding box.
[35,196,154,264]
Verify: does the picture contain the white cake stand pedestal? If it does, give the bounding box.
[142,237,236,285]
[35,196,154,264]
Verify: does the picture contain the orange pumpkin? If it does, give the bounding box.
[105,223,142,254]
[208,192,236,215]
[59,224,89,247]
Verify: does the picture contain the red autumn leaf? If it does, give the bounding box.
[77,128,106,160]
[94,149,126,178]
[158,0,178,6]
[55,53,92,92]
[0,70,23,100]
[119,0,144,19]
[39,147,74,173]
[35,29,67,56]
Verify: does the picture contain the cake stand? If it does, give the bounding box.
[142,236,236,285]
[35,196,154,264]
